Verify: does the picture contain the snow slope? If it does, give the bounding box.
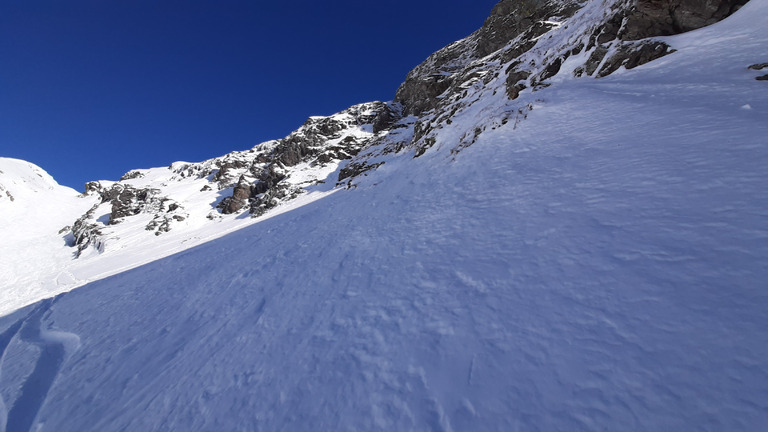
[1,0,767,430]
[0,158,99,313]
[0,103,379,316]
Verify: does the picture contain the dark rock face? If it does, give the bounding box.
[749,63,768,80]
[72,205,103,257]
[622,0,749,40]
[589,41,674,78]
[380,0,752,165]
[507,0,747,98]
[338,161,385,184]
[109,185,160,223]
[395,0,580,116]
[394,75,452,116]
[212,102,394,216]
[476,0,580,57]
[584,0,746,79]
[505,68,531,99]
[218,176,254,214]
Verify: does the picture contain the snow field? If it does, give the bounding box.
[1,0,767,430]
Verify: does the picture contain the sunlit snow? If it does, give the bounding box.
[1,0,767,430]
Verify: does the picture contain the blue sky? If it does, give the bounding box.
[0,1,499,190]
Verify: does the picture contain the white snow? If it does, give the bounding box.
[0,158,100,315]
[0,112,365,316]
[1,0,767,430]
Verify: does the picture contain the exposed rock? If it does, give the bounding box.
[479,0,582,58]
[108,185,161,223]
[394,74,453,116]
[622,0,749,40]
[395,0,581,116]
[372,104,400,133]
[212,102,393,215]
[749,62,768,80]
[145,208,186,235]
[506,67,531,99]
[596,41,674,77]
[72,205,103,257]
[338,161,385,184]
[218,176,253,214]
[83,181,105,196]
[212,160,249,188]
[584,46,610,76]
[119,170,144,181]
[249,185,302,217]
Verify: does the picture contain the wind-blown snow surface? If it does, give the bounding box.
[1,1,768,430]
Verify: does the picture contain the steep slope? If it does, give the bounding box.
[0,0,756,316]
[0,0,766,430]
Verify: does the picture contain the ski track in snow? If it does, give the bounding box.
[0,298,79,432]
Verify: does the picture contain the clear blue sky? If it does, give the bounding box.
[1,1,499,190]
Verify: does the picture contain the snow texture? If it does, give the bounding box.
[1,0,767,430]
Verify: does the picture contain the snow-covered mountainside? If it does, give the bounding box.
[0,103,393,316]
[1,0,767,430]
[0,0,757,316]
[0,159,99,315]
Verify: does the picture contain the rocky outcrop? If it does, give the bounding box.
[583,40,674,78]
[119,170,144,181]
[394,0,581,116]
[107,185,162,223]
[72,205,104,257]
[72,182,189,254]
[213,101,394,216]
[573,0,747,79]
[622,0,749,40]
[750,62,768,80]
